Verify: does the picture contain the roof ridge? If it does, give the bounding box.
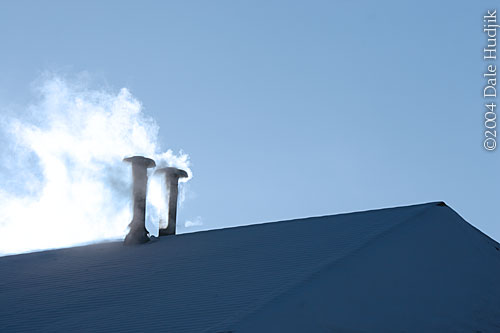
[177,201,441,238]
[204,203,437,332]
[0,202,442,259]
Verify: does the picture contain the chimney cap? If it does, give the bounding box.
[123,156,156,168]
[156,167,188,179]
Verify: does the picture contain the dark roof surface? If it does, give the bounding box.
[1,202,499,332]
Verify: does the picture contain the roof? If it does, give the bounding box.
[1,202,499,332]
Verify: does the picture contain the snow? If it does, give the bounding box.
[0,202,499,332]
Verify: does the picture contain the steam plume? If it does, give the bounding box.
[0,75,191,256]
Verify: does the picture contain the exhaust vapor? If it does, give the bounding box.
[0,75,191,256]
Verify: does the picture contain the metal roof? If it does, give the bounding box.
[1,202,499,332]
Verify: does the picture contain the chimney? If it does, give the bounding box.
[123,156,156,245]
[155,167,188,236]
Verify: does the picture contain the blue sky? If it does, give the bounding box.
[0,1,499,243]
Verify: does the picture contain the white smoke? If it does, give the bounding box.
[0,75,191,256]
[185,216,203,228]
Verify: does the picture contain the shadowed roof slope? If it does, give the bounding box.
[0,202,499,332]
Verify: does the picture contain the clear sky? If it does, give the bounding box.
[0,0,499,245]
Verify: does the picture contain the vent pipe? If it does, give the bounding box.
[123,156,156,245]
[156,167,188,236]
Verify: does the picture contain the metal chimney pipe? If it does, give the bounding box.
[123,156,156,245]
[155,167,188,236]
